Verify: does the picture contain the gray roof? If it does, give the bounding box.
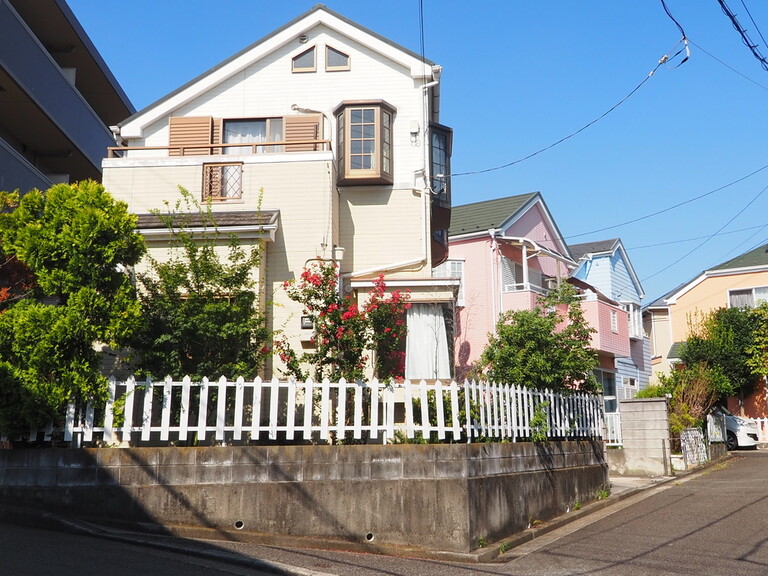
[710,243,768,271]
[668,341,684,360]
[448,193,539,237]
[136,210,278,230]
[569,239,619,261]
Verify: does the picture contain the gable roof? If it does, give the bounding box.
[568,239,620,261]
[569,238,645,300]
[118,4,436,139]
[448,193,539,237]
[655,243,768,306]
[710,243,768,272]
[449,192,574,262]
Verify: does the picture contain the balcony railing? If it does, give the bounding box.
[107,139,332,159]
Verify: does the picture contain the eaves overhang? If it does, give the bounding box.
[136,210,279,242]
[118,6,435,139]
[666,264,768,305]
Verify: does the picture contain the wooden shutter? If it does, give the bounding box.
[284,114,322,151]
[168,116,213,156]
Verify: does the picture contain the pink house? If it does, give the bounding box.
[437,193,630,384]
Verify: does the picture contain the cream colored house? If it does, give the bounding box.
[643,243,768,416]
[102,6,454,379]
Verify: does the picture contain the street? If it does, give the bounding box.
[2,451,768,575]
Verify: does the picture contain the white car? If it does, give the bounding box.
[712,407,759,450]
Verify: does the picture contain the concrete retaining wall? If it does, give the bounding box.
[0,441,607,553]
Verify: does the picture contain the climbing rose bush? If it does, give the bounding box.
[276,261,410,381]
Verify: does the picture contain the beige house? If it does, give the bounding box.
[643,243,768,416]
[102,6,454,380]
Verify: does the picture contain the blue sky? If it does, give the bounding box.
[68,0,768,303]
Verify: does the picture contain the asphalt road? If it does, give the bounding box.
[3,451,768,575]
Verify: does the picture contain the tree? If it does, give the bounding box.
[130,188,270,380]
[681,307,757,402]
[475,283,599,392]
[637,363,728,436]
[746,302,768,381]
[0,182,145,434]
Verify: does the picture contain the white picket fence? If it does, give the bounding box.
[8,376,605,446]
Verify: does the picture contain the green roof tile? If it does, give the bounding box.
[449,193,538,237]
[710,243,768,271]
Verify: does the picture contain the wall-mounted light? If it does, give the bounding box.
[300,315,313,330]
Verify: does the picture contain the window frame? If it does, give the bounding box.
[610,309,619,333]
[292,46,316,73]
[430,122,452,206]
[595,369,617,413]
[202,162,243,202]
[334,100,395,185]
[222,118,284,154]
[325,45,351,71]
[432,259,465,306]
[728,286,768,309]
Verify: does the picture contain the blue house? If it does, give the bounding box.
[569,239,651,410]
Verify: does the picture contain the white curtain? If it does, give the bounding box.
[405,303,451,380]
[224,120,267,154]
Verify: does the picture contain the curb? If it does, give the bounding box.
[474,455,732,563]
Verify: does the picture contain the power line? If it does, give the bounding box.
[566,161,768,239]
[641,182,768,282]
[717,0,768,71]
[740,0,768,50]
[628,224,768,250]
[689,39,768,92]
[450,41,688,178]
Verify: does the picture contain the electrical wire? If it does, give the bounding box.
[689,39,768,92]
[661,0,687,39]
[450,40,687,178]
[712,222,768,262]
[628,224,768,250]
[565,161,768,239]
[740,0,768,50]
[641,182,768,282]
[717,0,768,71]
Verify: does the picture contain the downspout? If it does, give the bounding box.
[522,243,529,290]
[489,229,500,330]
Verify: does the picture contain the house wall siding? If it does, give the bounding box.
[668,271,768,342]
[339,187,424,277]
[134,26,425,190]
[102,8,451,380]
[504,203,567,278]
[450,238,496,375]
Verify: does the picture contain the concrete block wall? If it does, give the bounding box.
[0,441,607,554]
[608,398,670,477]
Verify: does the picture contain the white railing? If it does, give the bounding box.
[8,377,605,446]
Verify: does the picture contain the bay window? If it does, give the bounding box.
[430,123,452,205]
[335,100,394,185]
